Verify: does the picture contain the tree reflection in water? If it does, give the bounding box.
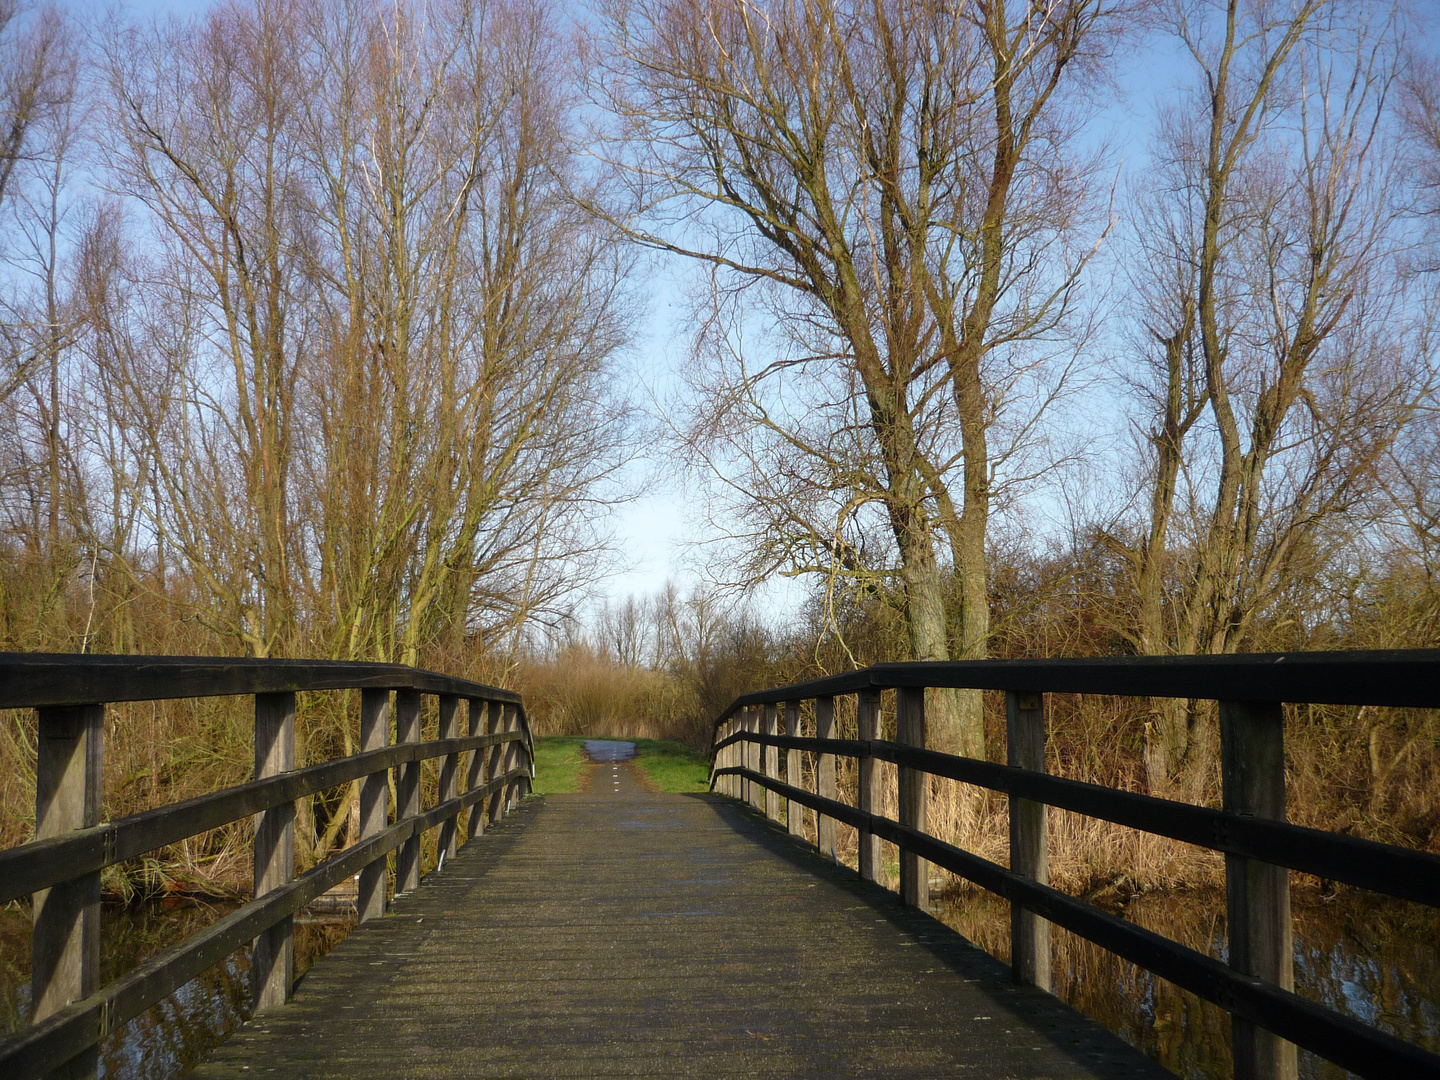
[0,899,354,1079]
[938,887,1440,1080]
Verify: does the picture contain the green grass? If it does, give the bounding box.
[529,737,590,794]
[529,736,711,794]
[628,739,712,792]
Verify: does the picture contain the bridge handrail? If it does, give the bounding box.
[708,650,1440,1080]
[0,653,534,1080]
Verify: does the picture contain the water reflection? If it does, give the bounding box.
[0,900,353,1079]
[938,887,1440,1080]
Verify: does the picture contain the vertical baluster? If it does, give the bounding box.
[1221,700,1296,1080]
[486,702,509,817]
[517,712,533,801]
[485,700,505,826]
[357,689,391,923]
[748,708,764,811]
[815,696,836,861]
[253,692,295,1012]
[395,689,422,895]
[33,703,103,1080]
[897,687,928,910]
[1006,691,1050,990]
[785,701,804,837]
[857,689,880,882]
[763,703,780,821]
[465,698,487,840]
[731,717,741,799]
[505,705,523,810]
[713,720,726,795]
[436,695,460,865]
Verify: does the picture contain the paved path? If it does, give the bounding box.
[194,787,1171,1078]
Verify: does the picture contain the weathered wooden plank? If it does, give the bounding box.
[856,690,880,883]
[436,695,460,863]
[1221,700,1296,1080]
[32,703,102,1080]
[487,703,511,823]
[866,738,1440,907]
[395,690,423,895]
[763,703,779,822]
[708,650,1440,721]
[0,654,524,710]
[0,731,526,905]
[357,690,390,923]
[896,687,926,911]
[784,701,803,838]
[252,692,295,1013]
[1007,691,1050,991]
[814,696,836,860]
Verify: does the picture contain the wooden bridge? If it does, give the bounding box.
[2,653,1439,1080]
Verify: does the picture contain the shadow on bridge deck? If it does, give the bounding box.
[192,787,1171,1079]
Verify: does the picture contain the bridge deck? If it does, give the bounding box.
[194,768,1170,1079]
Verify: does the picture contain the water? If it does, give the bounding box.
[582,739,637,761]
[0,899,354,1079]
[939,887,1440,1079]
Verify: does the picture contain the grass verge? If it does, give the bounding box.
[629,739,711,793]
[529,737,589,794]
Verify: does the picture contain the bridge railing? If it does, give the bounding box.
[0,653,534,1080]
[709,650,1440,1080]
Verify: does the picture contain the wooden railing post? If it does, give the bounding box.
[395,689,422,894]
[1221,700,1296,1080]
[763,703,780,822]
[489,703,516,821]
[486,699,506,826]
[785,701,803,838]
[357,689,390,923]
[717,718,730,797]
[436,695,460,865]
[897,687,928,910]
[464,699,488,840]
[737,710,746,805]
[720,722,731,800]
[857,689,880,882]
[748,707,764,812]
[815,696,837,861]
[253,692,295,1013]
[33,703,103,1080]
[1006,691,1050,991]
[505,704,523,810]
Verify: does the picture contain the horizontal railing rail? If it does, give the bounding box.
[0,730,526,904]
[0,654,534,1080]
[712,649,1440,709]
[708,651,1440,1080]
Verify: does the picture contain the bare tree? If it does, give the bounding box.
[293,0,633,670]
[591,0,1123,756]
[1109,0,1426,793]
[102,0,311,656]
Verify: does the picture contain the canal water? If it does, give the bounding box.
[940,887,1440,1079]
[1,881,1434,1077]
[0,900,352,1079]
